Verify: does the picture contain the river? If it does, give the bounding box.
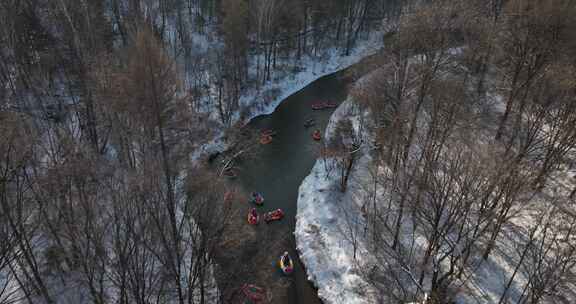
[212,52,382,303]
[241,73,347,303]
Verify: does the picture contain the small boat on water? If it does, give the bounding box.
[324,102,338,108]
[311,102,325,110]
[250,192,264,206]
[260,129,277,137]
[248,208,259,225]
[223,167,238,178]
[264,209,285,223]
[304,118,316,128]
[241,284,265,302]
[279,252,294,275]
[259,134,273,145]
[311,101,338,110]
[312,130,322,141]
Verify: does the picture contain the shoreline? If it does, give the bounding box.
[200,32,388,304]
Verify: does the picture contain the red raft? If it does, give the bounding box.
[250,192,264,206]
[248,208,259,225]
[311,102,326,110]
[311,101,338,110]
[241,284,266,303]
[264,209,285,223]
[279,252,294,275]
[260,129,277,137]
[312,130,322,141]
[259,134,273,145]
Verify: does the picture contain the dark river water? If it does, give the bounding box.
[239,73,348,303]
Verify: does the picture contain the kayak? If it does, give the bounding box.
[250,192,264,206]
[248,208,259,225]
[279,253,294,275]
[312,130,322,141]
[264,209,285,223]
[259,134,273,145]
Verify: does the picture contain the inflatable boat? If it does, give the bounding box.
[264,209,285,223]
[279,252,294,275]
[260,129,277,137]
[248,208,259,225]
[311,101,338,110]
[250,192,264,206]
[311,102,325,110]
[323,102,338,108]
[241,284,265,302]
[312,130,322,141]
[259,134,273,145]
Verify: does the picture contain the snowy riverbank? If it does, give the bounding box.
[191,28,386,161]
[295,56,576,304]
[295,98,379,304]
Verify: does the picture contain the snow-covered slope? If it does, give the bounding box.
[295,99,378,304]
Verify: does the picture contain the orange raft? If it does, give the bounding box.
[311,101,338,110]
[259,134,273,145]
[312,130,322,141]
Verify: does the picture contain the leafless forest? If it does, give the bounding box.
[330,1,576,303]
[1,0,576,303]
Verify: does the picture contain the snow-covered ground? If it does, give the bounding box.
[295,98,380,304]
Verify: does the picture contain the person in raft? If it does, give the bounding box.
[248,207,259,225]
[312,129,321,140]
[251,192,263,204]
[281,251,290,266]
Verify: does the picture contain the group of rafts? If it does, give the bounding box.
[247,192,284,224]
[247,192,294,277]
[241,251,293,301]
[259,100,336,146]
[241,100,337,301]
[306,101,337,140]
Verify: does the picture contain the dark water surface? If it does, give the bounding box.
[213,50,383,303]
[239,73,348,303]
